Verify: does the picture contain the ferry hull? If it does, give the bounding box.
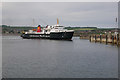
[21,32,74,40]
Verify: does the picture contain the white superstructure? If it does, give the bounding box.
[25,24,74,34]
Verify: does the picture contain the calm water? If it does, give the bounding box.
[2,36,118,78]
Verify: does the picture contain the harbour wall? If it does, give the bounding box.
[89,34,120,45]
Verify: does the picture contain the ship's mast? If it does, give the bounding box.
[32,18,35,27]
[57,18,59,24]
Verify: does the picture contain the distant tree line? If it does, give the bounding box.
[1,25,119,37]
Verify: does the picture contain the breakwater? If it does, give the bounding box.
[90,34,120,45]
[80,33,120,45]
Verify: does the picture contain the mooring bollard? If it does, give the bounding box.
[89,35,91,42]
[112,35,114,44]
[106,35,108,44]
[95,35,97,42]
[117,34,119,45]
[100,35,102,43]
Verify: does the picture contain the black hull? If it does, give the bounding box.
[21,32,74,40]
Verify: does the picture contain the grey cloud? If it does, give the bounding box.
[2,2,118,28]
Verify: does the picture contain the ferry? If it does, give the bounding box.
[21,19,74,40]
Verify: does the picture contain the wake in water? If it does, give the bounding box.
[2,36,22,40]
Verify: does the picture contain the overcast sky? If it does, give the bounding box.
[2,2,118,28]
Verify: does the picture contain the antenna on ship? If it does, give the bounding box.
[32,18,35,27]
[115,17,118,33]
[57,18,59,24]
